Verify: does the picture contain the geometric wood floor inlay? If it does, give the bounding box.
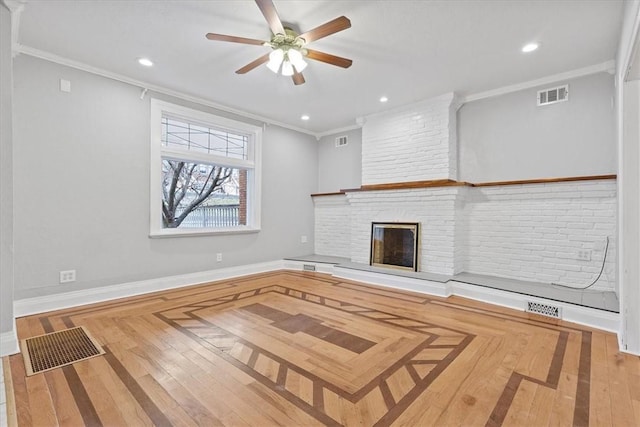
[156,285,474,426]
[4,271,640,426]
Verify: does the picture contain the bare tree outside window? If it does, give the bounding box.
[151,99,261,236]
[161,160,237,228]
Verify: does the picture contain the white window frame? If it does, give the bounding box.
[149,99,262,237]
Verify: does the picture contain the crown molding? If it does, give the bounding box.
[363,92,457,123]
[13,45,619,138]
[2,0,26,58]
[620,0,640,81]
[462,60,616,104]
[15,44,320,138]
[315,123,363,139]
[1,0,25,13]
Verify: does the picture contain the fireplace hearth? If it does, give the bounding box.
[370,222,419,272]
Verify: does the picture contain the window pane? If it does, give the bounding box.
[161,159,247,228]
[161,117,248,160]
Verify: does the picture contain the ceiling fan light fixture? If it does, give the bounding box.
[281,60,295,76]
[267,48,284,73]
[287,49,307,72]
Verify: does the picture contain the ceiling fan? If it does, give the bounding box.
[205,0,353,85]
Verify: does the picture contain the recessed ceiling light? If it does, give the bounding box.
[379,96,388,103]
[521,43,539,53]
[301,115,310,121]
[138,58,154,67]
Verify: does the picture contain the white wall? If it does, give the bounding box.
[317,128,362,193]
[459,72,616,182]
[621,79,640,350]
[12,55,317,300]
[617,0,640,355]
[1,3,16,353]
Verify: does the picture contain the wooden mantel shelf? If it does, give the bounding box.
[310,191,346,197]
[310,174,616,197]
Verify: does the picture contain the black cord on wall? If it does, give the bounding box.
[551,236,610,291]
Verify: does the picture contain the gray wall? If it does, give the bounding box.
[12,55,317,299]
[317,128,362,193]
[1,4,14,335]
[458,72,616,182]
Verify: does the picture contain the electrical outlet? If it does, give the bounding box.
[301,235,308,243]
[59,270,76,283]
[216,253,222,262]
[577,250,592,261]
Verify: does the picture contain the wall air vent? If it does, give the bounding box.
[335,135,348,147]
[525,301,562,319]
[537,84,569,106]
[303,264,316,272]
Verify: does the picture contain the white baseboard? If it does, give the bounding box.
[0,327,19,357]
[14,260,284,318]
[450,281,619,333]
[319,265,618,334]
[282,260,338,275]
[333,265,451,297]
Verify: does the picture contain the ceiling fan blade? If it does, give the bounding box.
[298,16,351,43]
[206,33,266,46]
[235,53,270,74]
[255,0,285,36]
[292,70,305,85]
[306,49,353,68]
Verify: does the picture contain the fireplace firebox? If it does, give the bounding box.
[370,222,419,272]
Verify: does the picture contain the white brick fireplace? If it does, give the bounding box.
[362,93,459,183]
[346,187,465,276]
[313,93,617,291]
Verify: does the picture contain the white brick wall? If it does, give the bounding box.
[454,187,469,275]
[346,187,464,275]
[312,180,617,290]
[313,195,351,258]
[464,180,617,291]
[361,93,458,185]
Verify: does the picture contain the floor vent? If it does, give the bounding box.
[525,301,562,319]
[20,326,105,376]
[303,264,316,272]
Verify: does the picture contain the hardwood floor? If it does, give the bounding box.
[3,270,640,426]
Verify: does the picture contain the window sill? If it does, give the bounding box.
[149,226,260,238]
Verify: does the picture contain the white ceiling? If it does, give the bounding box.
[15,0,624,134]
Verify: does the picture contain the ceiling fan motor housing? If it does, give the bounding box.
[269,27,307,54]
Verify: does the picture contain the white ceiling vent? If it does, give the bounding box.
[335,135,348,147]
[537,84,569,106]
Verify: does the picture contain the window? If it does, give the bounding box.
[150,99,262,237]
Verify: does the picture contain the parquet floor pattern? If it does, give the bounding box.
[3,271,640,426]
